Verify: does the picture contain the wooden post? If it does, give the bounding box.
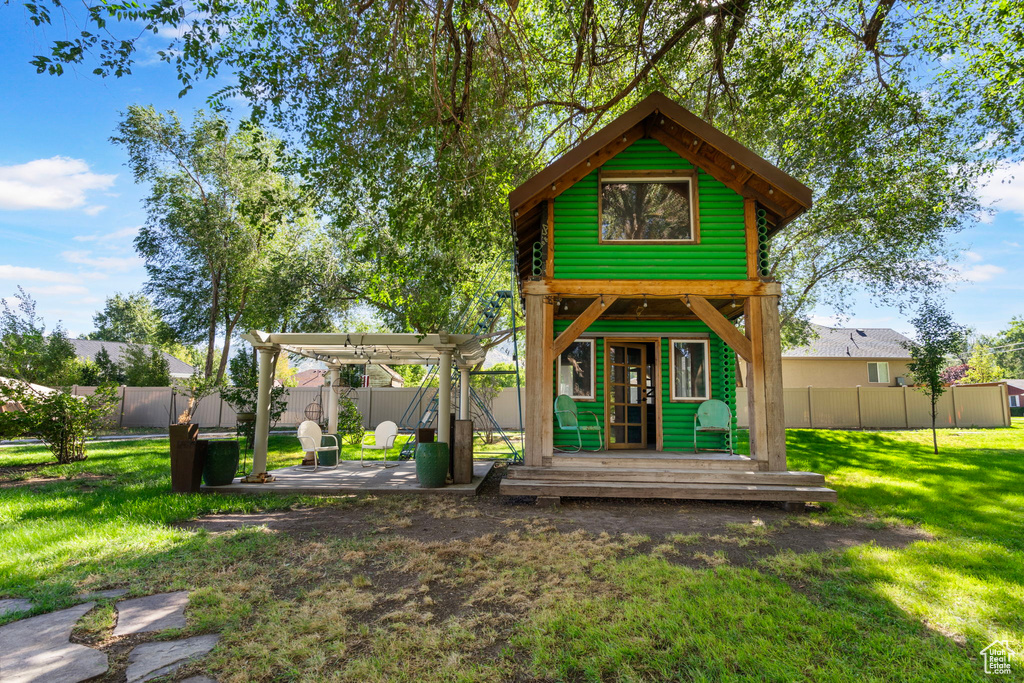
[453,419,473,484]
[951,384,958,428]
[524,294,554,466]
[744,298,769,468]
[758,295,786,470]
[246,346,276,480]
[438,351,452,445]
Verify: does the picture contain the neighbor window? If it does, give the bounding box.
[670,339,709,401]
[1010,395,1020,408]
[867,361,890,384]
[600,171,697,242]
[559,340,595,400]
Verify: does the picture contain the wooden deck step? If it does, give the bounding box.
[507,466,826,486]
[499,478,838,503]
[549,453,756,471]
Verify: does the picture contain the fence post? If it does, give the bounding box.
[217,391,225,429]
[169,389,175,425]
[951,384,959,428]
[119,385,127,428]
[807,386,814,429]
[856,385,863,430]
[367,386,374,429]
[903,385,910,428]
[72,384,78,397]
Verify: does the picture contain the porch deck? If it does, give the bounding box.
[202,460,495,496]
[502,450,836,503]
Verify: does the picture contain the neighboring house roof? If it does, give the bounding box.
[69,339,196,377]
[1003,379,1024,392]
[292,365,405,388]
[784,325,913,359]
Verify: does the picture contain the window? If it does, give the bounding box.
[559,340,595,400]
[599,170,697,243]
[867,362,890,384]
[1011,395,1020,408]
[670,339,709,401]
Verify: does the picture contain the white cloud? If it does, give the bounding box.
[61,250,143,272]
[82,205,107,216]
[73,226,140,243]
[24,284,89,296]
[0,265,82,284]
[1003,241,1021,249]
[0,157,116,212]
[977,161,1024,217]
[959,263,1005,282]
[963,250,983,263]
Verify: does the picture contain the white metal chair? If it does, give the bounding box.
[296,420,340,471]
[361,420,399,468]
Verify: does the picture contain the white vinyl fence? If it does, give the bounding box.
[72,383,1010,431]
[734,384,1011,429]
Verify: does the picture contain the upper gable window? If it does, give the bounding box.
[599,169,698,243]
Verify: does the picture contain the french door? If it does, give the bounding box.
[608,343,647,449]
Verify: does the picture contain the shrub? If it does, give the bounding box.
[337,395,364,446]
[0,380,119,463]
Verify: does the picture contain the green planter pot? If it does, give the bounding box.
[415,442,449,488]
[202,440,240,486]
[318,436,339,467]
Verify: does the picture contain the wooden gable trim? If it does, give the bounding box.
[509,92,813,248]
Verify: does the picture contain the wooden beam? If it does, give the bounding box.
[759,295,787,471]
[545,200,555,277]
[684,295,753,363]
[744,199,759,280]
[524,294,546,467]
[745,297,769,469]
[551,296,618,357]
[541,295,555,460]
[523,279,781,297]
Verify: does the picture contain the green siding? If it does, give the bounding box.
[553,138,748,279]
[552,320,737,452]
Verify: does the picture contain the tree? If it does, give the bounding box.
[20,1,1024,337]
[121,343,172,387]
[963,346,1006,384]
[990,317,1024,379]
[1,287,80,386]
[903,301,967,454]
[113,106,324,384]
[86,292,162,344]
[93,347,125,385]
[0,380,119,464]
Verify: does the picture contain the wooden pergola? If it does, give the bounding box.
[240,330,486,482]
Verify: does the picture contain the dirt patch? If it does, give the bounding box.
[184,465,931,569]
[0,462,50,482]
[0,472,111,489]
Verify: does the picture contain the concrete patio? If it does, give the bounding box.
[201,460,495,496]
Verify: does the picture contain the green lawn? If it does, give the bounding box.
[1,423,1022,681]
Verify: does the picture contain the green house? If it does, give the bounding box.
[501,92,835,505]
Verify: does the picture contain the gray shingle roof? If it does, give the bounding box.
[784,325,912,359]
[69,339,197,377]
[1004,379,1024,392]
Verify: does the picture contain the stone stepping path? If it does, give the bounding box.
[113,591,189,635]
[0,602,109,683]
[126,634,220,683]
[0,590,220,683]
[77,588,128,601]
[0,597,34,618]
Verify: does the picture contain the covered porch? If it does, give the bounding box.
[238,330,488,483]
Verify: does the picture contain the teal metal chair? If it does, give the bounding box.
[693,399,733,454]
[554,394,603,452]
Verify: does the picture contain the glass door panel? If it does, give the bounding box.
[607,342,647,449]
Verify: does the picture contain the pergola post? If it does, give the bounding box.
[745,296,786,471]
[245,346,276,481]
[459,367,470,420]
[327,364,341,435]
[438,351,453,444]
[524,294,554,466]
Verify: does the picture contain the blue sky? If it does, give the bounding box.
[1,12,1022,340]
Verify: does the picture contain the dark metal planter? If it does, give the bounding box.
[202,439,240,486]
[415,442,449,488]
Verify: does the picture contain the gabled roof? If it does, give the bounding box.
[69,338,197,377]
[1003,379,1024,392]
[509,92,813,281]
[784,325,912,359]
